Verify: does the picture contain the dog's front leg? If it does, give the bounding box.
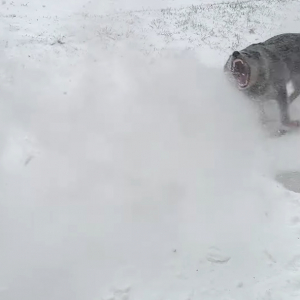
[277,86,300,128]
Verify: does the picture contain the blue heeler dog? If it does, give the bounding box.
[224,33,300,134]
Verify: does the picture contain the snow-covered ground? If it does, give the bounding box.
[2,0,300,299]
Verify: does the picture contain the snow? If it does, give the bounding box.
[1,0,300,299]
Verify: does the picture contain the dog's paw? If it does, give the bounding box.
[275,120,300,137]
[274,128,288,137]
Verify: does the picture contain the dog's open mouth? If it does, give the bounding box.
[231,59,250,88]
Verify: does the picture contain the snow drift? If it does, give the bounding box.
[0,49,297,299]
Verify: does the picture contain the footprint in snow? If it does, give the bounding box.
[206,247,231,264]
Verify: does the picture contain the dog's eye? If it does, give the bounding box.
[249,51,261,59]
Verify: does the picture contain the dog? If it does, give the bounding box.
[224,33,300,132]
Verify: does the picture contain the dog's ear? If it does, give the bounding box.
[232,51,240,58]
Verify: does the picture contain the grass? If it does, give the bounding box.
[80,0,300,57]
[1,0,300,60]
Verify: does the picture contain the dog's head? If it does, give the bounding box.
[224,50,261,90]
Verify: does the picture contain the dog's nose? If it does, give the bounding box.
[232,51,240,58]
